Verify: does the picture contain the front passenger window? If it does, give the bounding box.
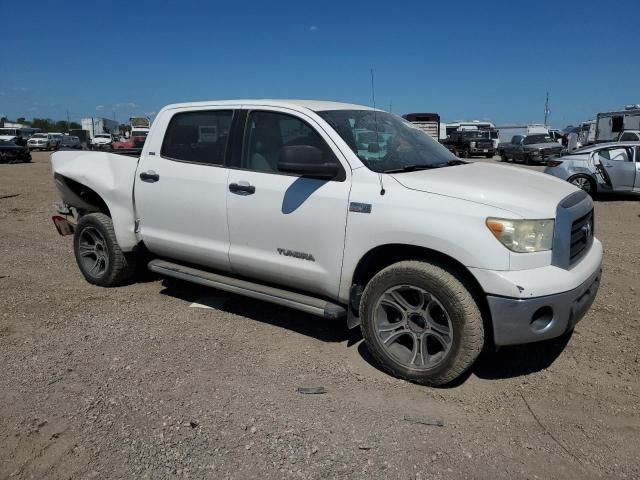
[242,111,337,174]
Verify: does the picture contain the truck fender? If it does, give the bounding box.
[50,151,140,251]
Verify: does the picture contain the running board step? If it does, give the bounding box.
[148,259,346,320]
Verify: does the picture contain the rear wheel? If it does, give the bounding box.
[360,261,484,386]
[73,213,137,287]
[500,152,508,162]
[568,174,595,195]
[461,149,470,159]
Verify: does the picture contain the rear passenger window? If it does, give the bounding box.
[161,110,233,165]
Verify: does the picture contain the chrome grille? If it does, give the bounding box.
[569,210,593,264]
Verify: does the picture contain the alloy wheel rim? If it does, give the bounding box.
[571,177,591,192]
[78,227,109,277]
[373,285,453,370]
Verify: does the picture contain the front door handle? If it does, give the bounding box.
[229,182,256,195]
[139,170,160,182]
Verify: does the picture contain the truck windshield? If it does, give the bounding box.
[462,131,489,139]
[318,110,457,172]
[524,134,556,144]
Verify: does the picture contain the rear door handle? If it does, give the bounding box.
[229,182,255,195]
[139,170,160,182]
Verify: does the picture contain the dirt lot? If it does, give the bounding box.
[1,151,638,479]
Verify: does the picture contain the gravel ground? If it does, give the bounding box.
[0,152,638,479]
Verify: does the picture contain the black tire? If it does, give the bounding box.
[567,174,596,196]
[524,154,533,165]
[22,154,32,163]
[360,260,484,386]
[500,152,508,162]
[462,149,470,159]
[485,153,493,159]
[73,212,137,287]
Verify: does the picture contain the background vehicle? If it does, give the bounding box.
[444,121,499,149]
[617,130,640,142]
[80,117,119,146]
[50,99,602,387]
[498,134,563,164]
[442,129,494,158]
[68,129,91,148]
[49,133,63,149]
[92,133,113,150]
[0,139,31,163]
[0,127,39,146]
[545,142,640,195]
[27,133,57,151]
[595,106,640,143]
[402,113,440,140]
[496,124,549,145]
[58,135,82,150]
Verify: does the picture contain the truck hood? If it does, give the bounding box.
[390,162,577,218]
[0,135,18,142]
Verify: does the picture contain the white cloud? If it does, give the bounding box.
[12,87,29,92]
[306,25,319,32]
[95,105,105,110]
[143,111,157,117]
[115,102,138,109]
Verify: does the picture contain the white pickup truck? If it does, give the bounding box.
[51,100,602,386]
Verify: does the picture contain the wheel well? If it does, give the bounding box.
[54,174,111,216]
[350,244,493,339]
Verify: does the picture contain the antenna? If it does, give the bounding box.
[544,92,550,126]
[370,69,385,195]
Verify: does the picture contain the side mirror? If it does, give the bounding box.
[278,145,338,179]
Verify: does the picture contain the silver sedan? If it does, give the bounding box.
[544,142,640,195]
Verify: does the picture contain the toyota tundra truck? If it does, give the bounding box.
[50,100,602,386]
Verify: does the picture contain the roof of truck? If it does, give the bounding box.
[161,99,377,113]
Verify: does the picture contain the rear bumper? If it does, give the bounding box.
[487,266,601,346]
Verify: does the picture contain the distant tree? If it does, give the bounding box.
[16,117,30,125]
[69,121,81,129]
[0,116,7,125]
[31,118,55,131]
[54,120,68,133]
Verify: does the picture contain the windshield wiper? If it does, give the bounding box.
[382,165,437,173]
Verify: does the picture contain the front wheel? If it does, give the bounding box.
[500,152,508,162]
[360,261,484,386]
[73,213,137,287]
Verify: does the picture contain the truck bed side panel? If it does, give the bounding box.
[51,151,140,251]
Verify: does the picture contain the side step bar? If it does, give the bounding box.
[148,259,347,320]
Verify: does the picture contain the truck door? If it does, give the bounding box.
[594,146,636,191]
[134,107,235,271]
[226,108,350,299]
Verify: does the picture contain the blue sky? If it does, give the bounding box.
[2,0,639,127]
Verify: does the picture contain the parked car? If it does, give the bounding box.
[27,133,57,151]
[0,139,32,163]
[92,133,113,150]
[498,134,563,164]
[544,142,640,196]
[112,129,149,150]
[49,133,64,149]
[617,130,640,142]
[50,99,602,387]
[441,130,495,158]
[58,135,82,150]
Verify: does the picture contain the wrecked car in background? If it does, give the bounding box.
[544,142,640,195]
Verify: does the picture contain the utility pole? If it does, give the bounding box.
[66,110,70,132]
[544,92,550,126]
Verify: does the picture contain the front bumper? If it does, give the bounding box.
[469,147,495,154]
[486,261,601,346]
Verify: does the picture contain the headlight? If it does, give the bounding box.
[529,149,540,156]
[486,218,554,253]
[470,141,476,147]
